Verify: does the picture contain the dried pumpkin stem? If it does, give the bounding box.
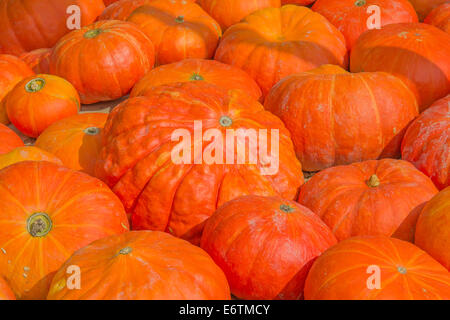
[27,212,52,237]
[366,174,380,188]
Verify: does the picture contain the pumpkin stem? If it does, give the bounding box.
[190,73,204,81]
[366,174,380,188]
[27,213,52,237]
[397,266,407,274]
[25,78,45,93]
[354,0,366,6]
[175,16,185,23]
[84,127,100,136]
[219,116,233,127]
[280,204,295,213]
[119,247,132,255]
[84,29,102,39]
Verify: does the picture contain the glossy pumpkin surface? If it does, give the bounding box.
[0,146,62,171]
[0,123,23,155]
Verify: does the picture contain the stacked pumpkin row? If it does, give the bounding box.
[0,0,449,300]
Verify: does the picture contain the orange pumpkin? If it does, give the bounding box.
[0,146,62,171]
[47,231,230,300]
[350,23,450,110]
[49,20,155,104]
[130,59,262,101]
[0,123,23,155]
[425,3,450,33]
[0,277,15,300]
[408,0,448,21]
[265,65,419,171]
[19,48,51,74]
[0,161,129,299]
[127,1,221,65]
[215,5,347,98]
[304,236,450,300]
[4,74,80,138]
[201,195,337,300]
[415,187,450,270]
[298,159,438,242]
[35,113,108,176]
[282,0,315,4]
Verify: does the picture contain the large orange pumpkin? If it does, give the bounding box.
[201,195,337,300]
[19,48,51,74]
[350,23,450,110]
[0,0,105,56]
[0,277,15,300]
[401,94,449,190]
[425,3,450,33]
[4,74,80,138]
[35,113,108,176]
[312,0,418,49]
[96,82,304,244]
[264,65,419,171]
[282,0,315,4]
[127,1,221,65]
[103,0,120,6]
[298,159,438,242]
[47,231,230,300]
[0,161,129,299]
[415,187,450,270]
[304,236,450,300]
[408,0,448,21]
[130,59,262,101]
[49,20,155,104]
[215,5,347,98]
[0,146,62,171]
[0,123,23,155]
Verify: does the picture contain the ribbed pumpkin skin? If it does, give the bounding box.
[312,0,418,49]
[104,0,120,5]
[198,0,281,30]
[298,159,439,242]
[96,82,304,245]
[35,113,108,176]
[130,59,262,101]
[350,23,450,111]
[304,236,450,300]
[127,1,221,65]
[0,146,62,171]
[5,74,80,138]
[48,231,230,300]
[401,95,449,190]
[201,195,337,300]
[0,161,129,300]
[415,187,450,270]
[0,0,105,56]
[425,3,450,33]
[215,6,347,98]
[49,20,155,104]
[19,48,51,74]
[408,0,448,21]
[0,123,23,155]
[282,0,315,4]
[265,65,419,171]
[0,277,15,300]
[0,54,34,125]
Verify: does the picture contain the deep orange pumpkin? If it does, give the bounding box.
[0,123,23,155]
[312,0,418,49]
[215,5,347,98]
[408,0,448,21]
[35,113,108,176]
[0,161,129,299]
[19,48,51,74]
[4,74,80,138]
[0,0,105,56]
[130,59,262,101]
[415,187,450,270]
[47,231,230,300]
[425,3,450,33]
[127,1,221,65]
[298,159,438,242]
[0,146,62,171]
[96,82,304,244]
[282,0,315,4]
[402,94,449,190]
[350,23,450,110]
[0,277,15,300]
[103,0,120,6]
[304,236,450,300]
[49,20,155,104]
[201,195,337,300]
[264,65,419,171]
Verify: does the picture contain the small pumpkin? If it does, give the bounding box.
[304,236,450,300]
[4,74,80,138]
[0,146,62,171]
[298,159,438,242]
[19,48,51,74]
[0,277,15,300]
[201,195,337,300]
[425,3,450,33]
[0,123,23,155]
[0,161,129,299]
[408,0,448,21]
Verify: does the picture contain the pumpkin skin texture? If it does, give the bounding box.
[96,82,304,245]
[0,161,129,300]
[0,123,23,155]
[0,54,34,125]
[282,0,315,5]
[0,277,15,300]
[19,48,51,74]
[215,5,348,98]
[0,0,105,56]
[298,159,439,242]
[47,231,230,300]
[415,187,450,270]
[304,236,450,300]
[35,113,108,176]
[401,94,450,190]
[408,0,448,21]
[104,0,120,6]
[0,146,62,171]
[264,65,419,171]
[200,195,337,300]
[130,59,262,101]
[4,74,80,138]
[350,23,450,111]
[49,20,155,104]
[312,0,418,49]
[127,1,222,65]
[425,3,450,33]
